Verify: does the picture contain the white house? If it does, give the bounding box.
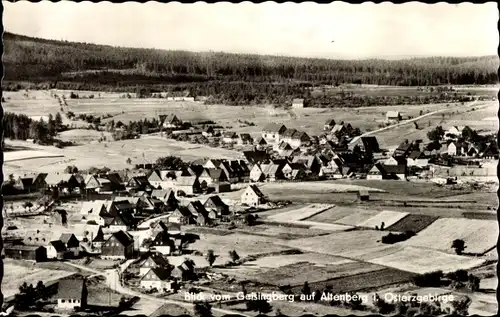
[262,123,287,144]
[447,142,458,156]
[445,126,462,140]
[386,111,401,122]
[292,98,304,109]
[139,253,170,277]
[222,132,239,144]
[140,268,175,293]
[366,165,384,180]
[47,240,67,259]
[241,185,266,206]
[56,278,87,311]
[249,165,265,182]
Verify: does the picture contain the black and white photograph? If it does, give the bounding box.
[1,1,498,316]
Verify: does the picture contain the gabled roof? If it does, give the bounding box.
[50,240,67,252]
[381,164,407,174]
[386,111,400,117]
[331,124,346,133]
[172,206,193,218]
[261,164,280,176]
[175,176,198,186]
[292,98,304,103]
[243,150,269,165]
[278,141,293,150]
[187,165,205,177]
[57,278,86,300]
[145,268,171,281]
[408,151,423,159]
[204,195,228,208]
[110,230,134,246]
[325,119,336,126]
[361,136,380,153]
[187,200,208,216]
[239,133,252,141]
[292,131,309,141]
[142,253,169,267]
[282,128,298,138]
[247,185,265,198]
[59,233,77,244]
[263,123,287,133]
[223,131,238,138]
[45,173,75,186]
[205,168,224,179]
[255,137,267,145]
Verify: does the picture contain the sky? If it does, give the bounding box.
[3,1,499,59]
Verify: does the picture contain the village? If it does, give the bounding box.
[2,102,498,316]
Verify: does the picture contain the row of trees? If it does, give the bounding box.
[5,32,498,86]
[3,112,63,142]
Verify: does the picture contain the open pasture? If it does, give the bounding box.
[267,204,334,222]
[187,232,292,266]
[369,246,487,274]
[253,261,387,287]
[276,230,391,259]
[403,218,498,255]
[357,210,410,229]
[4,136,243,174]
[290,267,415,294]
[386,214,439,233]
[4,149,64,162]
[235,225,331,239]
[3,261,75,298]
[57,129,114,144]
[372,101,497,147]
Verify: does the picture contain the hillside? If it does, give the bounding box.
[3,32,499,106]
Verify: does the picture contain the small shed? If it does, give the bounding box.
[357,190,370,201]
[292,98,304,109]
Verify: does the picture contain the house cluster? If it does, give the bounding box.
[443,126,499,160]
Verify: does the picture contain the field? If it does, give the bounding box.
[4,135,243,175]
[187,232,293,265]
[3,261,76,299]
[357,210,409,229]
[385,214,439,233]
[4,150,64,162]
[57,129,114,144]
[369,246,487,274]
[5,89,495,149]
[267,204,334,222]
[403,218,498,255]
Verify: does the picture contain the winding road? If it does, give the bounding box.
[349,98,484,146]
[65,262,251,316]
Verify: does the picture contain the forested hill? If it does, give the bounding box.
[3,31,499,107]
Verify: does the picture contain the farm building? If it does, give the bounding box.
[47,240,67,259]
[140,268,175,292]
[262,123,287,144]
[367,164,384,180]
[175,176,202,196]
[291,98,304,109]
[386,111,401,122]
[150,231,175,256]
[170,260,196,281]
[13,175,37,193]
[56,278,88,311]
[237,133,253,146]
[202,126,215,137]
[44,173,80,193]
[4,244,47,262]
[160,114,182,129]
[204,195,230,219]
[243,150,270,165]
[358,190,370,201]
[59,233,81,257]
[222,131,239,144]
[241,185,266,207]
[254,137,268,150]
[324,119,336,131]
[381,164,407,180]
[101,230,134,260]
[249,165,265,182]
[208,181,231,193]
[169,207,195,225]
[290,131,311,149]
[139,253,170,277]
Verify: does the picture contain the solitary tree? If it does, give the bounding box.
[301,281,311,296]
[451,239,466,255]
[229,250,240,263]
[205,250,216,267]
[193,301,213,317]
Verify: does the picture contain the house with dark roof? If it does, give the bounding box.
[219,161,238,183]
[202,126,215,137]
[126,176,151,192]
[367,164,384,180]
[262,123,287,144]
[282,162,307,180]
[290,131,311,149]
[169,207,195,225]
[394,142,413,158]
[140,268,176,293]
[260,163,282,182]
[109,210,137,232]
[360,136,381,153]
[101,230,134,259]
[237,133,253,146]
[241,185,266,206]
[59,233,80,257]
[160,114,182,129]
[4,244,47,262]
[84,175,113,193]
[254,137,268,150]
[56,278,88,311]
[139,253,170,276]
[171,259,197,281]
[481,144,499,160]
[203,159,223,169]
[151,189,178,211]
[204,195,230,220]
[150,231,175,256]
[187,201,210,226]
[380,164,407,180]
[13,176,36,193]
[243,150,269,166]
[187,164,205,177]
[324,119,336,131]
[47,240,67,260]
[230,160,250,182]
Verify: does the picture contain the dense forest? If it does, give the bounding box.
[3,32,498,106]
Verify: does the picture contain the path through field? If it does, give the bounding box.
[349,98,482,146]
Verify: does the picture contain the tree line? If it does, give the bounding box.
[4,32,498,86]
[3,112,63,143]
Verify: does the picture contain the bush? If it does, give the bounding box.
[412,270,444,287]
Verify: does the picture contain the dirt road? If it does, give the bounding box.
[349,99,483,146]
